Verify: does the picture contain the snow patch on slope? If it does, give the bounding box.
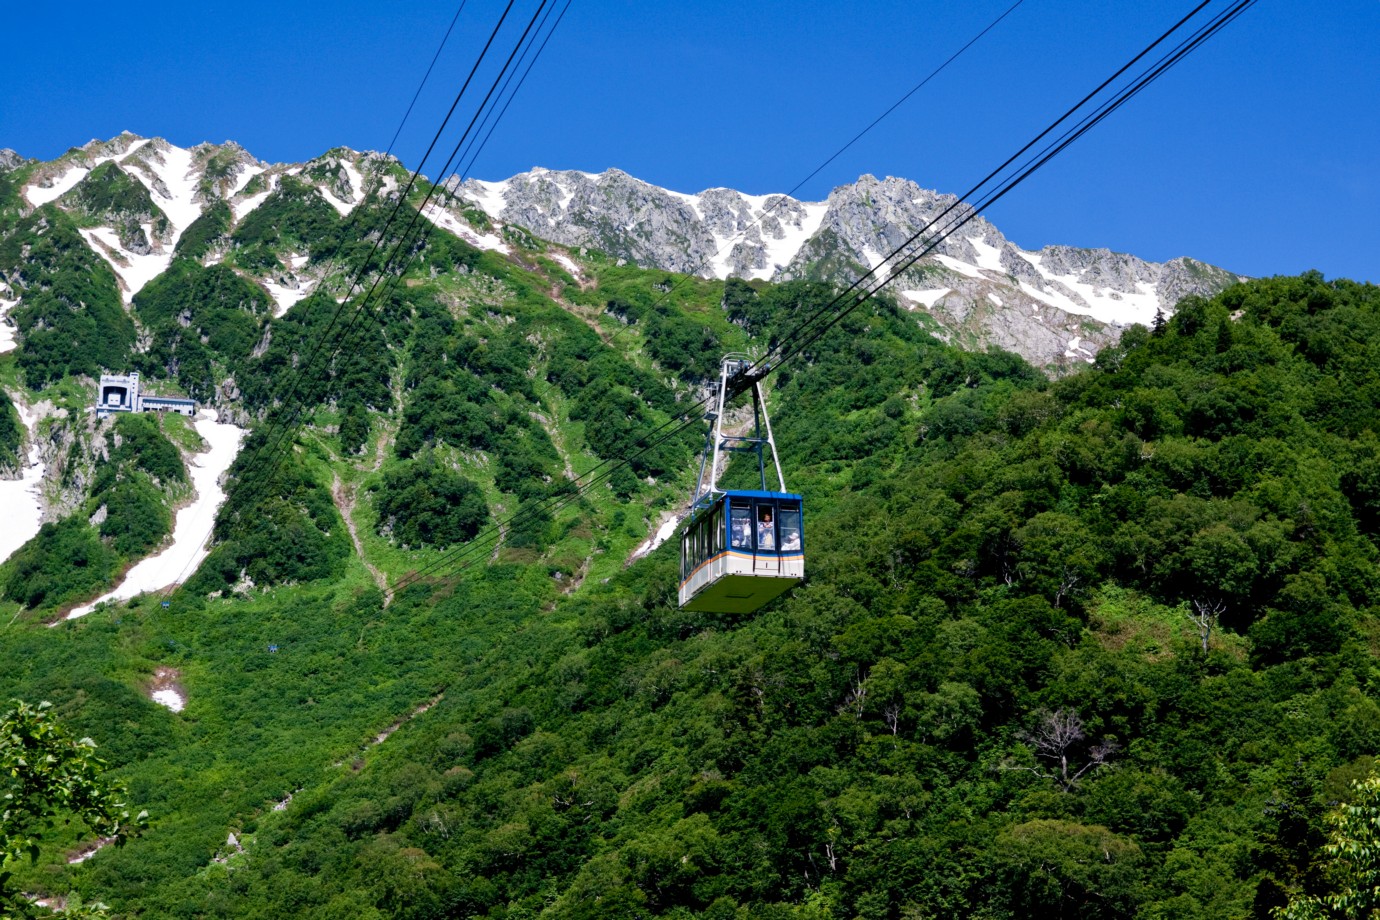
[231,165,265,196]
[341,159,365,210]
[1014,250,1158,325]
[25,167,88,207]
[138,143,203,236]
[420,201,511,255]
[0,295,19,354]
[70,142,206,303]
[1065,336,1096,362]
[0,400,47,566]
[968,236,1005,273]
[233,173,279,221]
[463,178,510,220]
[935,254,984,279]
[22,139,151,207]
[152,688,185,712]
[630,511,683,563]
[551,252,583,280]
[262,277,314,316]
[318,160,365,216]
[79,227,172,304]
[738,197,828,282]
[901,289,950,309]
[68,411,246,618]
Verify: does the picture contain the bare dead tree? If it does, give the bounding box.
[1188,597,1226,655]
[995,533,1021,587]
[883,703,902,737]
[837,674,868,720]
[1006,708,1118,792]
[1054,565,1082,609]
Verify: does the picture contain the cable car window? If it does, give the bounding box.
[778,505,802,552]
[757,505,777,552]
[730,505,752,550]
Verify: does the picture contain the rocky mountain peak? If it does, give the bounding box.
[455,165,1244,367]
[0,149,28,172]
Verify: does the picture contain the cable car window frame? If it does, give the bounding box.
[713,504,725,558]
[755,504,777,552]
[729,500,753,551]
[777,502,802,553]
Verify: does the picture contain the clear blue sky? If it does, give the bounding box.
[2,0,1375,282]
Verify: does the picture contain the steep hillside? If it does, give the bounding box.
[0,133,1375,919]
[1,270,1379,919]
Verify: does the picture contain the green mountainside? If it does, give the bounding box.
[0,141,1379,917]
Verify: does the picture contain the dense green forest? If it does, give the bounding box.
[0,265,1377,918]
[4,146,1380,918]
[0,205,135,386]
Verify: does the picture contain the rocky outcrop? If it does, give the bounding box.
[457,168,1246,367]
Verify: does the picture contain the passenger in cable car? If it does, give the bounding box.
[781,514,801,552]
[732,507,753,549]
[757,508,775,551]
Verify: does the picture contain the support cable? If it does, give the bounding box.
[385,0,1256,593]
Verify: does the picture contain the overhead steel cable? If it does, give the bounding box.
[386,1,471,157]
[290,0,1020,531]
[158,0,546,597]
[211,0,564,561]
[167,0,574,602]
[224,0,528,478]
[388,0,1257,593]
[204,0,525,505]
[751,0,1255,382]
[376,0,1035,592]
[462,0,1032,390]
[312,0,568,359]
[454,0,575,190]
[733,0,1226,385]
[230,0,564,469]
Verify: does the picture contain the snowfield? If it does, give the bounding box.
[900,288,950,309]
[420,201,512,255]
[0,400,47,566]
[22,138,151,208]
[68,410,246,618]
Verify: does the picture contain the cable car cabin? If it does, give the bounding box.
[679,490,803,613]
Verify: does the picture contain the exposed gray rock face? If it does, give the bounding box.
[452,168,830,281]
[0,149,27,172]
[189,141,264,201]
[6,132,1245,369]
[457,168,1245,367]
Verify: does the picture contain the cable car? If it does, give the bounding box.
[679,355,804,613]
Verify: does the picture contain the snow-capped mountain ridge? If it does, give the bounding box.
[9,134,389,315]
[4,134,1242,367]
[454,168,1244,365]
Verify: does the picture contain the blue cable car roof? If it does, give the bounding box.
[690,489,803,517]
[717,489,803,501]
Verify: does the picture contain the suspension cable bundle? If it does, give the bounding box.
[380,0,1257,598]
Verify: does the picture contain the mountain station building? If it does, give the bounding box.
[96,372,197,418]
